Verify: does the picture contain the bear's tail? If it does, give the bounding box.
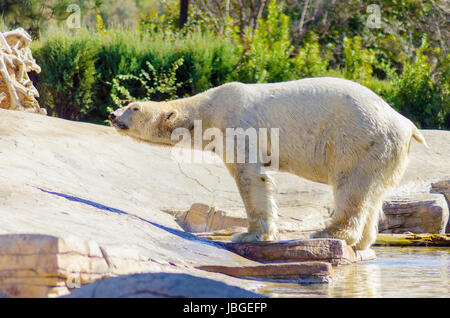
[412,126,429,148]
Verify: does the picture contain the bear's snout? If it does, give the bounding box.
[109,111,128,130]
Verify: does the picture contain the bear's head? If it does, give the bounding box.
[109,101,180,146]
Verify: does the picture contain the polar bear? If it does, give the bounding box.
[109,77,426,250]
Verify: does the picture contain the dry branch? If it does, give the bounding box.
[0,28,45,115]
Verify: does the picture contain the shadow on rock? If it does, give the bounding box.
[38,188,220,247]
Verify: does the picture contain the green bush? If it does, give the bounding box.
[230,0,328,83]
[110,57,186,110]
[92,30,238,120]
[32,29,97,120]
[294,33,331,78]
[230,0,294,83]
[343,36,375,85]
[32,28,238,123]
[381,36,449,129]
[30,16,447,130]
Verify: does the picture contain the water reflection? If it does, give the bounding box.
[330,263,382,297]
[258,247,449,298]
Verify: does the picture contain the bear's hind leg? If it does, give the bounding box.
[225,162,278,243]
[354,200,383,250]
[353,140,410,250]
[312,169,375,246]
[354,159,403,250]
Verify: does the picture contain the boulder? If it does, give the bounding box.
[431,179,450,233]
[0,234,164,297]
[380,193,449,234]
[176,203,247,233]
[65,273,264,298]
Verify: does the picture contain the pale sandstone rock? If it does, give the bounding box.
[65,273,264,298]
[223,239,376,265]
[0,234,112,297]
[0,284,68,298]
[180,203,210,232]
[1,233,319,297]
[197,262,333,283]
[432,179,450,201]
[380,193,449,234]
[178,203,247,233]
[431,179,450,233]
[0,233,359,297]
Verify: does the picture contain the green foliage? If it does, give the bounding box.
[343,36,375,85]
[138,3,179,36]
[380,36,449,129]
[26,0,448,129]
[361,0,448,69]
[294,33,331,78]
[231,0,294,83]
[32,29,96,120]
[0,0,71,37]
[31,27,237,123]
[231,0,328,83]
[110,57,186,110]
[91,30,237,121]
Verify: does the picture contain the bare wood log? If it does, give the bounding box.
[375,233,450,246]
[0,28,44,114]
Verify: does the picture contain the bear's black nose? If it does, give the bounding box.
[109,113,116,120]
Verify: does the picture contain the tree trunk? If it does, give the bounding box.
[179,0,189,29]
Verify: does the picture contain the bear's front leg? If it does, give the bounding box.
[225,162,278,242]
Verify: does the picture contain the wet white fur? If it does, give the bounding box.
[111,77,426,250]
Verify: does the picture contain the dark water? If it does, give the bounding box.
[258,247,450,298]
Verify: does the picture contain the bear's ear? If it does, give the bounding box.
[165,109,178,121]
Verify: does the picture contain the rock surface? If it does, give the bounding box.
[0,233,336,297]
[223,239,376,265]
[175,203,247,233]
[197,262,333,284]
[181,192,449,240]
[380,193,449,233]
[431,179,450,233]
[0,109,449,297]
[0,232,275,297]
[65,273,264,298]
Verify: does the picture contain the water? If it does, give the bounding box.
[258,246,450,298]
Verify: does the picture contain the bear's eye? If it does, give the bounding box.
[166,111,175,120]
[132,107,139,111]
